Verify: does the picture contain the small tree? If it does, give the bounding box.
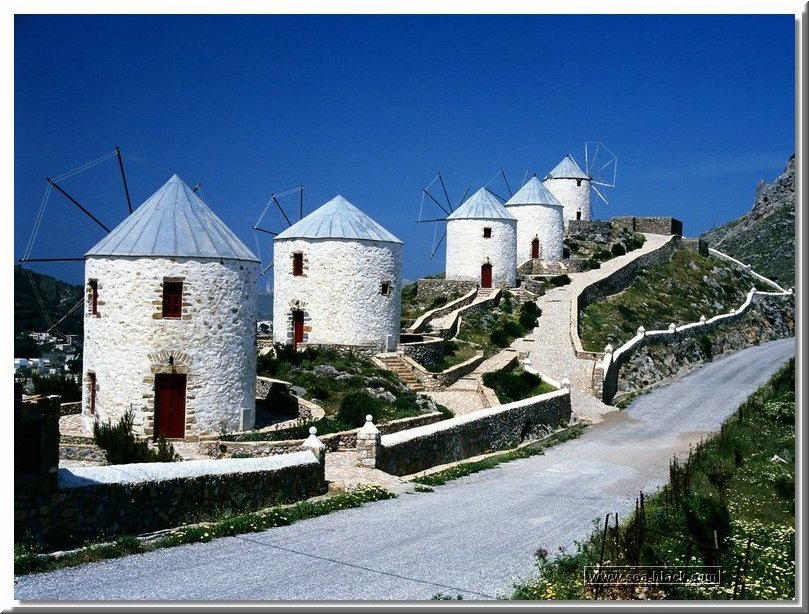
[93,408,179,465]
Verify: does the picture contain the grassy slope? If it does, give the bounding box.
[579,249,758,352]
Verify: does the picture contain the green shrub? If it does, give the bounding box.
[337,392,381,428]
[520,301,541,318]
[548,274,572,287]
[519,311,537,330]
[611,242,626,256]
[93,408,179,465]
[489,327,510,348]
[587,258,601,270]
[483,369,544,404]
[594,249,612,262]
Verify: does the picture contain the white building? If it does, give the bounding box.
[272,195,402,352]
[542,154,592,226]
[82,174,260,439]
[505,175,565,263]
[445,188,517,288]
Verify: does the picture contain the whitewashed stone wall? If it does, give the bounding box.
[83,256,258,438]
[445,218,517,287]
[272,238,402,351]
[543,177,592,226]
[507,203,564,263]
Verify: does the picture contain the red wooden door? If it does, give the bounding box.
[481,263,492,288]
[155,374,186,439]
[531,238,540,259]
[293,310,304,344]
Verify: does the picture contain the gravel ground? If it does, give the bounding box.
[13,338,794,603]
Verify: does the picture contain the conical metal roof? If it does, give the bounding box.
[543,154,589,180]
[446,188,516,221]
[505,176,563,208]
[274,195,402,244]
[85,174,259,262]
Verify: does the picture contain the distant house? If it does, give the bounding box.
[445,187,517,289]
[82,174,260,439]
[273,195,402,352]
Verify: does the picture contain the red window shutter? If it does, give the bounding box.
[89,280,98,315]
[293,253,303,276]
[162,282,183,318]
[89,373,96,415]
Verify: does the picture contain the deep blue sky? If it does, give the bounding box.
[13,14,795,288]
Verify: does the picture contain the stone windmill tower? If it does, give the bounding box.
[505,175,564,264]
[542,154,592,227]
[272,195,403,352]
[445,187,517,288]
[82,174,260,439]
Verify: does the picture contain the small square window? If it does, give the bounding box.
[483,227,492,238]
[381,282,391,295]
[293,253,304,276]
[162,281,183,318]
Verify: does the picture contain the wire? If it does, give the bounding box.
[22,183,52,261]
[52,150,117,182]
[46,296,85,334]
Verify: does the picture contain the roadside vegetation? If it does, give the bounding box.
[413,424,586,487]
[14,484,394,576]
[422,339,479,372]
[579,249,759,352]
[512,359,795,601]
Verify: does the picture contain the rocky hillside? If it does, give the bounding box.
[14,266,84,338]
[701,155,795,287]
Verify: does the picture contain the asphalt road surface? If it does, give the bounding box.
[14,338,795,603]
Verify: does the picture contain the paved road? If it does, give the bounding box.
[14,338,795,603]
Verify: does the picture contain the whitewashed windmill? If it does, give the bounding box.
[543,142,617,226]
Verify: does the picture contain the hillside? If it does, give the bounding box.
[701,155,795,287]
[14,266,84,338]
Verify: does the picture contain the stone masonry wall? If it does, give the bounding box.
[376,389,571,476]
[577,236,680,316]
[567,220,613,243]
[612,216,683,236]
[399,336,445,367]
[15,453,326,550]
[415,279,478,303]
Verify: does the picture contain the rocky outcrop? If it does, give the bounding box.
[701,155,795,286]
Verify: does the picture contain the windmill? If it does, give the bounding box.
[416,168,524,261]
[584,141,618,206]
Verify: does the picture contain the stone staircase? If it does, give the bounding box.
[475,287,497,299]
[376,355,425,392]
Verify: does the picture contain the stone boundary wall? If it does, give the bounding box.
[415,279,478,303]
[201,411,447,458]
[571,235,681,358]
[59,443,106,463]
[59,402,82,416]
[567,220,613,242]
[399,335,446,366]
[612,216,683,236]
[408,288,478,334]
[376,389,571,476]
[15,452,326,550]
[600,290,794,403]
[708,248,787,292]
[681,237,709,257]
